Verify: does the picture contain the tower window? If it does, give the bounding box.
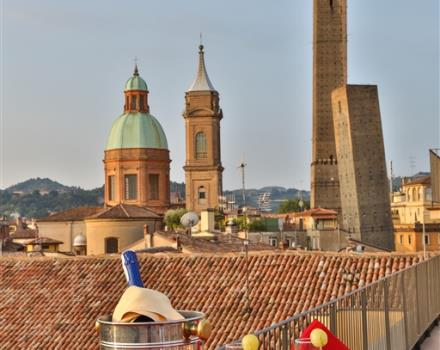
[124,174,137,200]
[140,95,144,110]
[198,186,207,204]
[131,96,137,110]
[105,237,118,254]
[195,132,208,159]
[149,174,159,200]
[108,175,115,201]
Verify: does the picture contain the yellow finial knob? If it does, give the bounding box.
[241,334,260,350]
[310,328,328,348]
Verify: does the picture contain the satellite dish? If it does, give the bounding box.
[180,212,199,228]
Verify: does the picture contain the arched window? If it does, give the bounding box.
[105,237,118,254]
[195,132,207,159]
[131,95,137,110]
[412,188,417,202]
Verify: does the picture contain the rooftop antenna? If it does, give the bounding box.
[389,160,394,193]
[199,32,203,46]
[409,156,416,176]
[238,155,247,209]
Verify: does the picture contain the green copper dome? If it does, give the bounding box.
[125,75,148,91]
[125,65,148,91]
[106,112,168,150]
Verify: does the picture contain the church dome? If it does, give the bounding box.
[106,112,168,150]
[124,65,148,91]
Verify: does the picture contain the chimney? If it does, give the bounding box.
[144,224,153,248]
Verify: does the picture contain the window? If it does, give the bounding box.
[108,175,115,201]
[408,235,412,245]
[195,132,207,159]
[139,95,144,110]
[198,186,207,205]
[131,95,137,110]
[149,174,159,200]
[105,237,118,254]
[399,235,403,245]
[269,237,278,247]
[424,234,430,245]
[124,174,137,200]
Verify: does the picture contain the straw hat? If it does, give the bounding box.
[112,286,184,322]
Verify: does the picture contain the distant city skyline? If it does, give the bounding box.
[1,0,439,190]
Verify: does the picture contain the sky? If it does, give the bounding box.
[1,0,439,191]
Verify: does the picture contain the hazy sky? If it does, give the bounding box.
[1,0,439,190]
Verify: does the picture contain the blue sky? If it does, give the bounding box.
[1,0,439,190]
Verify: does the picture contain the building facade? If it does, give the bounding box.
[391,176,433,225]
[332,85,394,250]
[310,0,347,211]
[183,45,223,212]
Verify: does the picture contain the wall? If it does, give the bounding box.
[37,220,85,252]
[85,219,156,255]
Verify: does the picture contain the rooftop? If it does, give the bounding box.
[38,206,102,222]
[0,251,425,349]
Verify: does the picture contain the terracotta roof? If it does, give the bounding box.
[27,237,64,245]
[404,175,431,186]
[295,208,338,218]
[38,206,102,222]
[157,231,275,253]
[86,204,161,220]
[0,252,424,349]
[10,228,37,239]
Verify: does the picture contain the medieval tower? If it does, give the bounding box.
[310,0,347,211]
[183,45,224,212]
[332,85,394,250]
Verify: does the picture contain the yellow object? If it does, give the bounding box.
[112,286,184,322]
[183,319,212,340]
[310,329,328,348]
[241,334,260,350]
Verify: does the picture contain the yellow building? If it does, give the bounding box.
[26,237,63,253]
[391,175,433,225]
[392,175,440,252]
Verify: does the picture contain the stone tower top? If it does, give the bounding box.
[188,44,216,92]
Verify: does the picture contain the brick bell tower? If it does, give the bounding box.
[310,0,347,212]
[183,44,223,212]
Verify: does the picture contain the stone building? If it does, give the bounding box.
[310,0,347,211]
[332,85,394,250]
[183,45,223,212]
[104,66,171,213]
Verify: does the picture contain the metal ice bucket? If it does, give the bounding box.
[97,311,209,349]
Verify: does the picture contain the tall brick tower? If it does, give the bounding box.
[310,0,347,211]
[332,85,394,250]
[183,45,223,212]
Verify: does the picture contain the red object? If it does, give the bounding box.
[295,319,350,350]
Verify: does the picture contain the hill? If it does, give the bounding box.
[6,177,75,194]
[1,178,309,219]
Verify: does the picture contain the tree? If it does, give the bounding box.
[278,199,310,214]
[164,208,188,230]
[249,219,267,232]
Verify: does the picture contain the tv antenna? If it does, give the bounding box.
[238,155,247,208]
